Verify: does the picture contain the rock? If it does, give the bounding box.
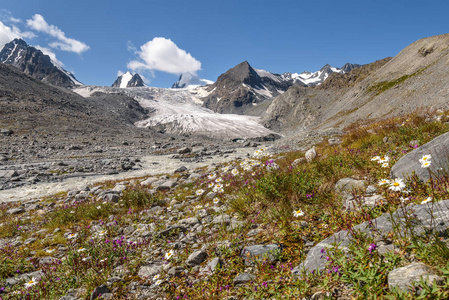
[233,273,256,285]
[140,177,158,186]
[212,214,231,225]
[185,249,208,267]
[178,217,200,227]
[391,131,449,182]
[167,266,184,277]
[0,128,13,135]
[365,185,377,194]
[241,244,280,265]
[39,256,58,264]
[175,166,188,173]
[388,262,443,292]
[305,146,317,162]
[292,199,449,276]
[291,158,306,168]
[335,178,366,195]
[156,180,177,191]
[90,284,110,300]
[344,194,384,211]
[328,138,342,146]
[138,261,164,279]
[178,147,191,154]
[157,225,187,238]
[104,193,120,203]
[112,184,126,193]
[0,170,19,179]
[6,207,25,214]
[200,257,223,276]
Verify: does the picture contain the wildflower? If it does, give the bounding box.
[67,233,77,239]
[77,247,86,252]
[207,182,214,188]
[24,277,38,288]
[381,162,389,168]
[195,205,203,210]
[100,258,107,263]
[368,243,377,253]
[70,210,75,214]
[399,197,407,203]
[208,173,216,180]
[98,230,107,236]
[215,177,222,183]
[153,274,160,281]
[378,178,390,186]
[378,156,390,164]
[371,156,380,161]
[213,197,220,205]
[96,206,101,209]
[421,160,431,168]
[213,183,224,193]
[421,197,432,204]
[419,154,432,164]
[155,279,163,285]
[231,168,239,176]
[195,189,205,196]
[82,257,90,261]
[293,209,304,217]
[165,250,174,260]
[389,178,405,192]
[46,248,56,254]
[222,166,230,172]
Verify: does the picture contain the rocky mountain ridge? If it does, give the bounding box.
[0,38,82,88]
[112,71,145,88]
[171,72,213,89]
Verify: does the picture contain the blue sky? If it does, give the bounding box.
[0,0,448,88]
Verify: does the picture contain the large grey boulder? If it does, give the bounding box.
[233,273,256,284]
[241,244,280,265]
[335,178,366,195]
[138,261,164,279]
[391,131,449,181]
[185,249,208,267]
[388,262,443,292]
[292,200,449,276]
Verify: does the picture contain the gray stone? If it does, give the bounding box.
[335,178,366,195]
[233,273,256,284]
[178,147,191,154]
[178,217,200,227]
[186,249,208,267]
[0,170,18,179]
[167,266,184,277]
[39,256,58,264]
[104,193,120,203]
[241,244,280,265]
[344,194,384,211]
[138,261,164,279]
[212,214,231,225]
[328,138,342,146]
[157,225,187,238]
[156,180,177,191]
[365,185,377,194]
[291,158,306,168]
[90,284,110,300]
[388,262,443,292]
[391,131,449,182]
[6,207,25,214]
[140,177,158,186]
[112,184,127,193]
[175,166,188,173]
[292,199,449,276]
[200,257,223,276]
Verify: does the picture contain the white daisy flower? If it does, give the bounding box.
[389,178,406,192]
[378,156,390,164]
[165,250,174,260]
[371,156,381,161]
[77,247,86,252]
[231,169,239,176]
[67,233,77,239]
[215,178,222,183]
[381,162,389,168]
[293,209,305,217]
[213,197,220,205]
[421,197,432,204]
[378,179,390,186]
[421,160,432,168]
[195,189,205,196]
[46,248,56,254]
[24,277,38,288]
[153,274,160,281]
[155,279,163,285]
[208,173,216,180]
[419,154,432,164]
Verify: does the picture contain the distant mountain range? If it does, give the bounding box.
[0,38,82,88]
[112,71,145,88]
[201,61,360,114]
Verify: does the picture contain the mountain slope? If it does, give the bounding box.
[0,38,82,88]
[112,71,145,88]
[171,72,213,89]
[263,33,449,136]
[0,63,147,136]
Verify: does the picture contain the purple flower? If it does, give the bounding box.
[368,243,377,254]
[320,248,326,254]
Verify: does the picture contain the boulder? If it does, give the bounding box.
[233,273,256,285]
[391,131,449,181]
[335,178,366,195]
[292,199,449,276]
[388,262,443,292]
[241,244,280,265]
[185,249,208,267]
[138,261,164,279]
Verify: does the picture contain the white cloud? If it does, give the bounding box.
[117,70,124,77]
[34,45,64,67]
[26,14,89,54]
[0,21,20,47]
[127,37,201,75]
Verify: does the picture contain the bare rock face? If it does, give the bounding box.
[391,131,449,182]
[0,38,81,87]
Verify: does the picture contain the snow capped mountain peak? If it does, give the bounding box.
[171,72,213,89]
[0,38,83,87]
[112,72,145,88]
[282,63,360,86]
